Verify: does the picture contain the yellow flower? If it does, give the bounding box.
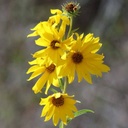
[59,33,110,84]
[27,9,72,65]
[48,9,70,26]
[26,58,60,94]
[40,93,77,126]
[27,9,69,38]
[32,22,73,64]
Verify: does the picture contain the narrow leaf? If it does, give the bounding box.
[74,109,94,117]
[71,28,79,33]
[49,88,58,93]
[67,109,94,124]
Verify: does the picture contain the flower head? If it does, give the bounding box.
[26,58,60,94]
[59,33,110,84]
[40,93,77,126]
[62,1,80,17]
[32,21,73,64]
[27,9,70,38]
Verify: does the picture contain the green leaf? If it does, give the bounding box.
[67,109,94,124]
[74,109,94,118]
[71,28,79,33]
[49,88,58,93]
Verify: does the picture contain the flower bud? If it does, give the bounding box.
[62,2,80,17]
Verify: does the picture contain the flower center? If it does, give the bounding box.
[52,96,64,107]
[51,40,60,49]
[65,3,77,13]
[72,52,83,64]
[46,64,55,73]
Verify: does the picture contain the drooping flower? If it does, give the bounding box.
[40,92,77,126]
[59,33,110,84]
[48,9,70,26]
[26,57,61,94]
[27,9,70,38]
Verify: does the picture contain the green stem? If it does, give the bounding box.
[59,121,65,128]
[63,76,68,93]
[61,122,64,128]
[67,16,73,38]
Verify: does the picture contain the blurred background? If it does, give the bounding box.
[0,0,128,128]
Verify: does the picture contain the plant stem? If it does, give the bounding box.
[59,121,65,128]
[61,122,64,128]
[67,16,73,38]
[63,76,68,93]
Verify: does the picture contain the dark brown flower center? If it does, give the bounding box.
[72,52,83,64]
[50,40,60,49]
[65,3,77,13]
[52,96,64,107]
[46,64,55,73]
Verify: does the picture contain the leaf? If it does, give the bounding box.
[71,28,79,33]
[74,109,94,118]
[67,109,94,124]
[49,88,58,93]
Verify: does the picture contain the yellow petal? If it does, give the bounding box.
[53,108,60,126]
[32,72,49,94]
[27,67,45,81]
[50,9,62,14]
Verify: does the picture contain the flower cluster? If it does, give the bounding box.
[27,2,110,127]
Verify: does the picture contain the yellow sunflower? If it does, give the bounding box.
[40,92,77,126]
[59,33,110,84]
[32,22,73,65]
[27,9,69,37]
[26,58,61,94]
